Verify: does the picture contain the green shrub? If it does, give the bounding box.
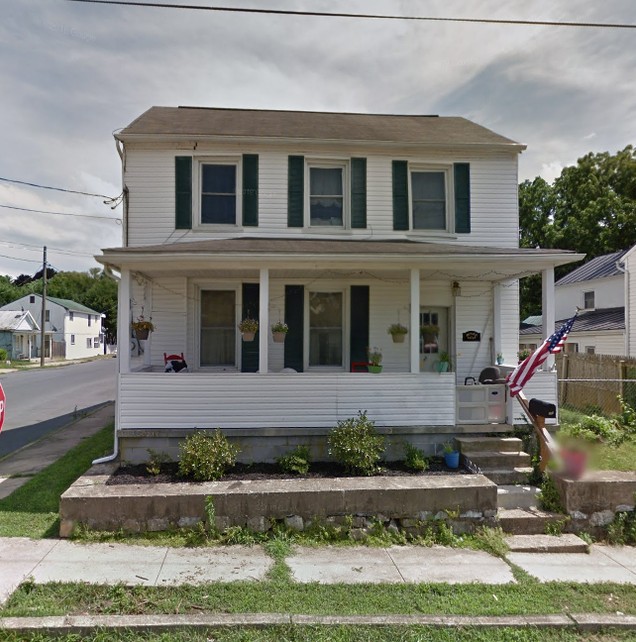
[538,473,565,513]
[178,429,239,481]
[0,348,7,361]
[276,445,311,475]
[403,442,429,472]
[328,411,385,475]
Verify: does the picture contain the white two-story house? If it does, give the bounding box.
[97,107,581,463]
[0,294,104,360]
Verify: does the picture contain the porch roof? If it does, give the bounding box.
[97,237,583,279]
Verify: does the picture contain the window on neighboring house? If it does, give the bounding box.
[309,164,345,227]
[565,343,579,353]
[94,337,100,348]
[69,311,74,321]
[585,346,595,354]
[200,290,236,367]
[88,315,92,327]
[29,295,35,304]
[308,291,343,367]
[70,334,75,345]
[584,291,595,309]
[45,310,50,322]
[86,338,92,349]
[200,162,237,225]
[411,169,448,230]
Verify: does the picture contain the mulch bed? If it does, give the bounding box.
[106,459,470,485]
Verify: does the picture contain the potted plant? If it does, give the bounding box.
[496,352,504,365]
[387,323,408,343]
[367,347,383,373]
[518,348,532,363]
[420,323,439,347]
[442,441,460,469]
[271,321,289,343]
[131,315,154,341]
[238,317,258,342]
[435,351,452,372]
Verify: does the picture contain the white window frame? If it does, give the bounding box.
[583,290,595,309]
[193,157,243,230]
[86,338,92,349]
[304,287,348,371]
[409,164,454,233]
[305,159,349,230]
[70,334,75,345]
[194,282,241,371]
[585,345,595,354]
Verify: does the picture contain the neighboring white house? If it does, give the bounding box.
[0,310,44,360]
[520,249,629,356]
[96,106,582,462]
[0,294,104,360]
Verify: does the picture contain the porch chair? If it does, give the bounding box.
[164,352,188,372]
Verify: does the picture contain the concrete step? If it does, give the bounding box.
[497,485,540,510]
[481,468,533,485]
[456,436,522,454]
[498,508,567,535]
[463,451,532,470]
[505,534,589,554]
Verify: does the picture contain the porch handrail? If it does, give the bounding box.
[515,390,559,473]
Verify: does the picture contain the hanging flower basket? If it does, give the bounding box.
[273,332,286,343]
[238,317,258,342]
[387,323,408,344]
[241,332,256,342]
[271,321,288,343]
[132,316,154,341]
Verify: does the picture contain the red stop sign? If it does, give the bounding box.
[0,383,5,433]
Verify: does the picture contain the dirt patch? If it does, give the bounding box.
[106,459,470,485]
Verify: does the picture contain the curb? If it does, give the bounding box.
[1,612,636,635]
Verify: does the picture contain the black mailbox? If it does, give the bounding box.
[529,398,556,418]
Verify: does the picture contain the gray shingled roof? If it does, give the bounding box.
[556,250,628,286]
[519,307,625,335]
[0,310,39,332]
[101,237,575,258]
[117,106,524,149]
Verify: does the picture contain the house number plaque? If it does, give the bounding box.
[462,331,481,342]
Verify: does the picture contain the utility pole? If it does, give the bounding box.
[40,246,47,367]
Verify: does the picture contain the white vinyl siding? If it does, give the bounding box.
[124,145,519,248]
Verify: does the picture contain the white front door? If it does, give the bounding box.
[420,307,449,372]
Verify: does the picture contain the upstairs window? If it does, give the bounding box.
[69,311,74,321]
[45,310,50,322]
[583,291,595,309]
[411,170,447,230]
[201,163,237,225]
[88,315,92,327]
[309,165,344,227]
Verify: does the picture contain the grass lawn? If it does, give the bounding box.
[1,628,635,642]
[0,423,113,538]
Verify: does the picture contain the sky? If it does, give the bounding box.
[0,0,634,278]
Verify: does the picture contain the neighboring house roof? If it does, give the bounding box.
[555,249,629,286]
[522,315,543,327]
[46,296,101,316]
[117,106,525,150]
[519,307,625,336]
[0,310,40,332]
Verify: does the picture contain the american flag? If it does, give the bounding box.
[507,313,577,397]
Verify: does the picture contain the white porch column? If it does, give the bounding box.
[410,268,420,373]
[493,282,503,363]
[259,267,269,374]
[118,268,131,374]
[542,267,556,370]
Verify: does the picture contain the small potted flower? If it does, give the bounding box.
[387,323,408,344]
[238,317,258,342]
[496,352,504,365]
[435,351,452,372]
[271,321,289,343]
[131,315,154,341]
[367,347,383,374]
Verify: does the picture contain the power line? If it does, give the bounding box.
[66,0,636,30]
[0,176,117,200]
[0,239,96,258]
[0,203,121,222]
[0,253,42,265]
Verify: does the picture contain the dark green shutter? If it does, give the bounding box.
[242,154,259,227]
[241,283,259,373]
[454,163,471,233]
[284,285,304,372]
[351,157,367,229]
[287,155,304,228]
[175,156,192,229]
[392,160,409,231]
[350,286,369,366]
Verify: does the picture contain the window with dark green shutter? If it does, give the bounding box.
[287,156,304,227]
[175,156,192,229]
[242,154,259,227]
[351,158,367,229]
[241,283,259,373]
[392,160,409,231]
[350,286,369,366]
[284,285,304,371]
[454,163,471,234]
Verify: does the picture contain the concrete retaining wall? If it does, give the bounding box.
[59,464,497,538]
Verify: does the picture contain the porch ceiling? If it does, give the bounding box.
[97,237,583,281]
